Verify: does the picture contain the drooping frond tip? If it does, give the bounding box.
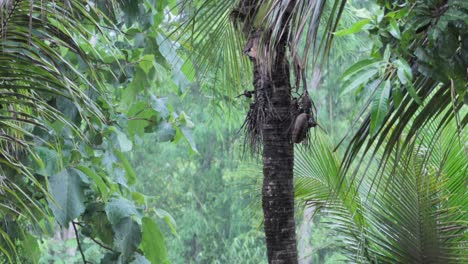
[340,0,468,179]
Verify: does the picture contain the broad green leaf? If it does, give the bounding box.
[22,234,40,264]
[180,126,198,154]
[157,34,179,66]
[102,150,118,172]
[406,83,422,105]
[394,59,413,85]
[173,127,183,144]
[341,69,379,95]
[130,49,145,62]
[56,96,79,123]
[154,121,176,141]
[115,218,142,263]
[48,168,86,226]
[156,33,190,92]
[155,209,177,237]
[172,70,190,93]
[114,150,137,185]
[156,0,169,12]
[370,80,391,135]
[141,217,170,264]
[341,59,381,81]
[34,146,61,177]
[392,83,403,108]
[375,8,384,23]
[113,168,130,188]
[383,45,391,62]
[127,103,157,137]
[150,96,170,118]
[134,33,146,48]
[77,166,109,200]
[139,55,155,74]
[132,119,155,136]
[154,10,165,28]
[105,197,141,226]
[82,202,114,245]
[132,192,146,206]
[388,20,401,39]
[111,128,133,152]
[181,59,195,82]
[69,149,82,165]
[334,19,371,36]
[121,68,148,109]
[385,8,408,19]
[128,102,148,117]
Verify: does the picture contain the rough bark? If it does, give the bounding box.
[237,1,298,262]
[259,27,298,264]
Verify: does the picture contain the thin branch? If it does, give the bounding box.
[73,221,116,253]
[87,234,116,252]
[72,221,88,264]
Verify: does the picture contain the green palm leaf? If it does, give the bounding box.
[295,118,467,263]
[0,0,112,259]
[175,0,347,93]
[340,0,467,184]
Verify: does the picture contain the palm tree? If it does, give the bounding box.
[175,0,466,262]
[176,0,346,262]
[1,0,464,262]
[295,119,467,263]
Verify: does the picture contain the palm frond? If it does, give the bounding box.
[175,0,348,92]
[295,118,467,263]
[0,0,112,259]
[176,0,347,154]
[340,0,468,184]
[174,0,251,95]
[295,132,365,228]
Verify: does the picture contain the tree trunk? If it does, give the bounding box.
[259,27,298,264]
[238,0,298,262]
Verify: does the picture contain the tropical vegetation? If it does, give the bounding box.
[0,0,466,263]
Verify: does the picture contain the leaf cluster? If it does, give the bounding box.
[338,0,467,177]
[295,119,467,263]
[0,0,194,263]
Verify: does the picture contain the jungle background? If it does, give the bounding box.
[0,0,466,263]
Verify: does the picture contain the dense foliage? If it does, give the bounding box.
[295,119,467,263]
[0,0,466,263]
[341,0,467,173]
[0,0,187,262]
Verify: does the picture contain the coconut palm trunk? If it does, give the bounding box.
[262,55,297,263]
[246,5,298,263]
[259,40,298,263]
[180,1,347,262]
